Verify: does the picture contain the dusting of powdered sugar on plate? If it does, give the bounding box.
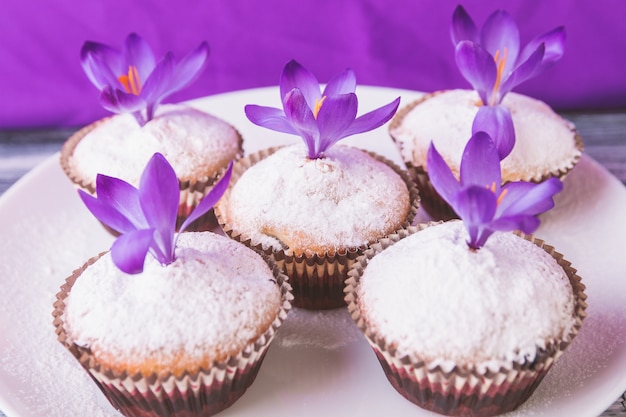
[276,308,362,350]
[0,159,117,417]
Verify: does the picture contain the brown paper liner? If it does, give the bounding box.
[345,223,587,417]
[52,251,293,417]
[388,92,585,221]
[59,116,244,233]
[214,146,420,310]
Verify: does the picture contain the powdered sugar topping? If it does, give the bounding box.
[69,104,240,185]
[223,144,410,254]
[358,221,577,370]
[63,232,281,369]
[391,89,581,182]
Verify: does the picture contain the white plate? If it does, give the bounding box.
[1,87,625,417]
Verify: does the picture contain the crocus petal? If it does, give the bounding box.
[316,93,358,154]
[497,177,563,218]
[168,41,210,95]
[110,228,155,274]
[450,5,479,44]
[455,186,497,249]
[139,153,179,262]
[460,131,501,189]
[341,97,401,138]
[180,161,233,232]
[140,53,176,109]
[480,9,520,75]
[283,89,320,157]
[499,43,545,97]
[123,33,156,82]
[518,26,566,68]
[472,105,515,160]
[426,142,461,206]
[456,185,497,224]
[280,60,321,111]
[244,105,298,135]
[455,41,497,105]
[80,42,124,89]
[79,189,137,234]
[93,173,148,229]
[490,214,541,234]
[99,87,147,115]
[322,68,357,97]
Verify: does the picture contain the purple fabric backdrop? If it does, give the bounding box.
[1,0,625,128]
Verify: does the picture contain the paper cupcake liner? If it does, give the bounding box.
[52,251,293,417]
[389,92,585,221]
[214,146,420,310]
[345,224,587,417]
[406,163,459,221]
[59,117,244,233]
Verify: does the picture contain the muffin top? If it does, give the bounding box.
[63,232,282,377]
[390,89,582,182]
[68,104,241,186]
[221,144,411,256]
[357,221,577,371]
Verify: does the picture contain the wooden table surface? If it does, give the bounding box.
[1,110,625,416]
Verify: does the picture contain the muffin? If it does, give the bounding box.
[389,89,583,220]
[345,221,587,417]
[215,143,419,310]
[53,232,292,417]
[60,104,243,231]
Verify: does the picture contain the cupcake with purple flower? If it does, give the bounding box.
[390,5,583,220]
[346,117,586,416]
[214,60,419,310]
[60,33,243,231]
[53,153,292,417]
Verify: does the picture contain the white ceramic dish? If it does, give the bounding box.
[0,87,625,417]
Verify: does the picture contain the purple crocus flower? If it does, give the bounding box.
[81,33,210,126]
[245,60,400,159]
[427,131,563,250]
[79,153,232,274]
[451,5,565,106]
[450,5,565,160]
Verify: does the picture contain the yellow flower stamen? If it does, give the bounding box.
[118,65,142,95]
[492,47,508,95]
[497,188,508,206]
[313,96,327,119]
[486,181,508,205]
